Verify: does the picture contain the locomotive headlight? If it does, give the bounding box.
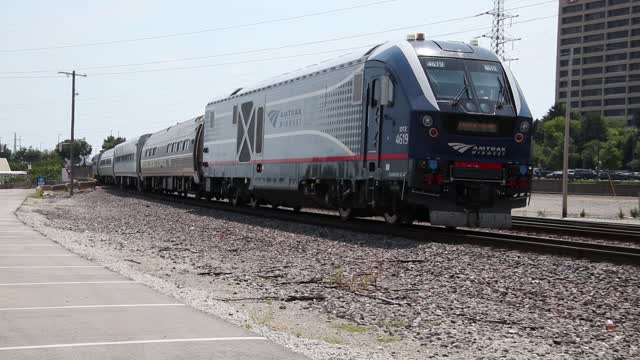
[422,115,433,127]
[519,121,530,133]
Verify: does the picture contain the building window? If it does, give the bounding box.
[583,77,604,85]
[583,67,604,75]
[606,75,627,83]
[634,5,640,13]
[609,8,630,17]
[559,91,567,99]
[585,22,606,32]
[562,37,582,46]
[605,98,626,106]
[560,60,569,67]
[571,101,580,107]
[563,15,583,24]
[629,85,640,92]
[631,52,640,59]
[571,90,580,97]
[608,19,629,28]
[606,64,628,72]
[605,87,627,95]
[606,53,628,61]
[584,44,605,53]
[587,0,607,9]
[572,69,581,76]
[582,88,603,96]
[563,4,583,13]
[582,99,603,107]
[585,11,606,21]
[607,30,629,40]
[582,34,604,43]
[604,109,626,116]
[629,97,640,104]
[582,55,602,65]
[632,28,640,36]
[609,0,630,4]
[559,81,568,88]
[559,70,568,77]
[607,41,628,50]
[562,26,583,35]
[630,74,640,81]
[631,63,640,70]
[631,39,640,47]
[584,34,605,43]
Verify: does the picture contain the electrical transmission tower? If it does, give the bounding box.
[481,0,521,64]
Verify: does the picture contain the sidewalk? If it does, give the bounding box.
[0,189,305,360]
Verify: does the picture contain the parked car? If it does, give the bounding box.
[573,169,597,180]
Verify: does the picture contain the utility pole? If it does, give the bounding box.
[13,133,17,154]
[481,0,521,64]
[59,70,87,196]
[562,48,575,218]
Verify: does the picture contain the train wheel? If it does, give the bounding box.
[338,207,353,221]
[230,189,243,207]
[383,209,414,226]
[249,195,260,209]
[292,206,302,213]
[271,203,280,209]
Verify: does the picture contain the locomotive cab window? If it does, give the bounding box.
[422,57,513,115]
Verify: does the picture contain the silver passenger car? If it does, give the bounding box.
[96,148,115,184]
[140,116,204,192]
[113,134,151,188]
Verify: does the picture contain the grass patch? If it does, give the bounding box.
[618,208,625,219]
[382,319,408,328]
[248,306,274,325]
[332,322,369,333]
[631,207,639,219]
[244,323,252,330]
[537,210,546,217]
[320,336,344,345]
[376,335,402,344]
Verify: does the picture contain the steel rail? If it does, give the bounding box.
[512,216,640,242]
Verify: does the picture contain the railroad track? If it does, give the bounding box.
[512,216,640,242]
[106,188,640,266]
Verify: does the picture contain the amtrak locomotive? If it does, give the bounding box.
[96,35,532,228]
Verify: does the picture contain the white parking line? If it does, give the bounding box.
[0,337,269,351]
[0,266,102,269]
[0,303,185,311]
[0,281,137,286]
[0,254,74,257]
[0,245,57,247]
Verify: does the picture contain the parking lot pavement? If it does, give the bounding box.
[0,190,306,360]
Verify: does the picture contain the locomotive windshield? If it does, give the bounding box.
[421,58,513,115]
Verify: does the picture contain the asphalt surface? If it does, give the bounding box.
[0,189,306,360]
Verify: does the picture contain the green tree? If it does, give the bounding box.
[101,135,126,151]
[54,138,93,164]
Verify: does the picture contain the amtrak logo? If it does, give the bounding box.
[448,143,475,154]
[267,110,280,127]
[267,108,302,128]
[448,142,507,157]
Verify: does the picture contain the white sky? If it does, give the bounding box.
[0,0,558,154]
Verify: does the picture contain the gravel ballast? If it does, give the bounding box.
[17,188,640,359]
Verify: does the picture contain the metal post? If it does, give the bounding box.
[70,70,75,196]
[562,48,574,218]
[58,70,87,196]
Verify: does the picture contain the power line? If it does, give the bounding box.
[0,0,557,76]
[0,0,396,53]
[0,13,558,80]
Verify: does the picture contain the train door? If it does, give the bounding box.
[251,98,266,184]
[363,66,387,177]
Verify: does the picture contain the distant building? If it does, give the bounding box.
[555,0,640,126]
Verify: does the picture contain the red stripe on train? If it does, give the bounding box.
[454,161,502,169]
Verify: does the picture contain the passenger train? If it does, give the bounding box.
[93,35,532,228]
